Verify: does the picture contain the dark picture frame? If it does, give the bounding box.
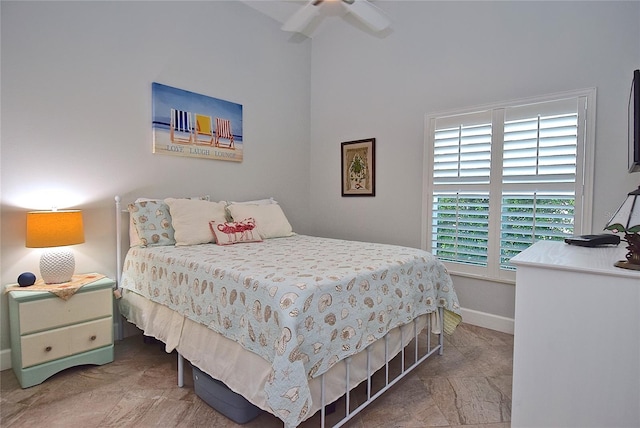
[341,138,376,196]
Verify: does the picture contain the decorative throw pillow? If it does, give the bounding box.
[128,195,209,246]
[165,198,227,246]
[127,200,175,247]
[129,220,142,247]
[209,219,263,245]
[226,203,294,239]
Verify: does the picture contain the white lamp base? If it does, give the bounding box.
[40,248,75,284]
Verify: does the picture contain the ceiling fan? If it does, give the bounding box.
[281,0,390,33]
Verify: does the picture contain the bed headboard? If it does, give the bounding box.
[114,195,130,291]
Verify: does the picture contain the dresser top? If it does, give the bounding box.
[6,276,115,302]
[511,240,640,279]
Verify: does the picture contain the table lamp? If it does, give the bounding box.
[26,210,85,284]
[604,186,640,270]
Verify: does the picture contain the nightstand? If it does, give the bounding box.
[7,276,115,388]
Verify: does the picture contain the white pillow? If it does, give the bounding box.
[226,197,278,205]
[226,203,294,239]
[165,198,227,246]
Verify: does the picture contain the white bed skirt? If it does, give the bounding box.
[119,289,435,423]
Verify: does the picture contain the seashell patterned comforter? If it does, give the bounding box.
[120,234,460,427]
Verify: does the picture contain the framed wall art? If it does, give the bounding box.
[341,138,375,196]
[151,82,243,162]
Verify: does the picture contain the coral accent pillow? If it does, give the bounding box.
[165,198,227,246]
[226,203,294,239]
[209,219,263,245]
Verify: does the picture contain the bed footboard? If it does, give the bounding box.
[320,306,444,428]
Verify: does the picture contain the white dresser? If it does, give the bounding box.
[510,241,640,428]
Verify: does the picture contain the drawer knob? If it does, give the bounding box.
[45,346,52,352]
[90,335,97,341]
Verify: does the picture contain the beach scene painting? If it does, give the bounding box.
[152,82,243,162]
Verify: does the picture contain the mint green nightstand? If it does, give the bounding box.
[7,276,115,388]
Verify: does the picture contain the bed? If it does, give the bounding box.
[114,195,461,427]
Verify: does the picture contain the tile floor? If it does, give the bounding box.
[1,323,513,427]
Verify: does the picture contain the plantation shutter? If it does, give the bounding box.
[500,192,575,268]
[431,192,490,266]
[424,90,593,281]
[431,111,492,266]
[433,111,492,185]
[503,98,578,183]
[500,98,579,269]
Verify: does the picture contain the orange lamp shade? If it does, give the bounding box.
[26,210,85,248]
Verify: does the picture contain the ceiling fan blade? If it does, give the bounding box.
[281,0,323,33]
[342,0,390,31]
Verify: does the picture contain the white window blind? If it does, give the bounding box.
[424,90,594,282]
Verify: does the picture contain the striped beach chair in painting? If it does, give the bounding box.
[215,117,235,149]
[170,108,193,144]
[194,114,214,145]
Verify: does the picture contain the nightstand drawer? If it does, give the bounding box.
[20,317,112,368]
[69,317,113,355]
[18,288,112,334]
[20,326,69,367]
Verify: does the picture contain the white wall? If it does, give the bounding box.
[307,1,640,328]
[0,1,312,354]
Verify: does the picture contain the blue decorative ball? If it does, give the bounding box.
[18,272,36,287]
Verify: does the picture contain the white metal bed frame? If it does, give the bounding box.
[114,196,445,427]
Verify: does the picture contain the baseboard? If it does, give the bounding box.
[0,348,12,371]
[460,307,514,335]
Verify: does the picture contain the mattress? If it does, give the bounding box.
[119,234,460,426]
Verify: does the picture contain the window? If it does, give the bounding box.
[423,89,595,282]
